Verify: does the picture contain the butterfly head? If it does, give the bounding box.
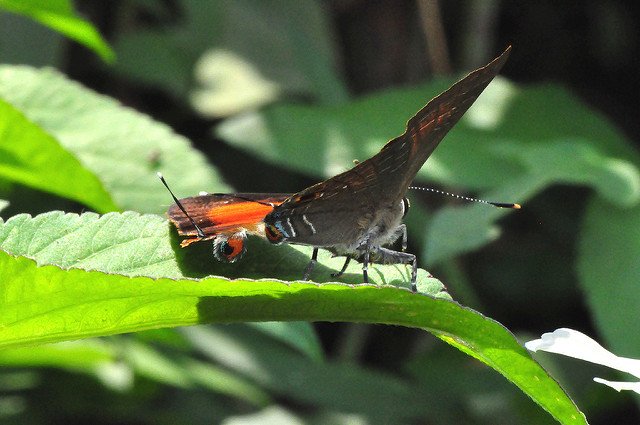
[213,232,248,263]
[265,207,299,245]
[264,220,288,244]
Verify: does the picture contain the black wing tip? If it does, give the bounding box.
[490,202,521,209]
[487,44,512,70]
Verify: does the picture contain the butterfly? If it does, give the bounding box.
[161,46,513,292]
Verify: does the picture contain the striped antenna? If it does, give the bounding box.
[157,172,206,238]
[408,186,521,209]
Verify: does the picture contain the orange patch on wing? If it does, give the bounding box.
[205,201,277,233]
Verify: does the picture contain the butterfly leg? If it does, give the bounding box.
[398,224,408,251]
[386,224,408,251]
[369,246,417,292]
[303,247,319,281]
[362,248,370,284]
[331,257,351,278]
[355,237,377,284]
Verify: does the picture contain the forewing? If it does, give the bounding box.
[267,47,511,246]
[377,45,512,195]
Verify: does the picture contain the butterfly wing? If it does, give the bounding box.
[264,47,511,248]
[168,193,290,247]
[380,45,511,195]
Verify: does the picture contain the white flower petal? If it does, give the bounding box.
[525,328,640,378]
[593,378,640,394]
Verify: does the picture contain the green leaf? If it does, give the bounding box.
[488,83,639,158]
[0,0,115,63]
[430,80,640,189]
[0,211,442,286]
[0,211,585,424]
[0,335,270,404]
[578,199,640,357]
[0,65,228,213]
[190,50,283,117]
[211,0,348,105]
[215,86,445,179]
[181,356,271,407]
[119,337,269,405]
[405,343,559,423]
[0,98,118,212]
[114,0,346,109]
[0,339,135,391]
[185,325,428,422]
[247,321,324,361]
[0,340,114,371]
[426,139,640,265]
[494,140,640,207]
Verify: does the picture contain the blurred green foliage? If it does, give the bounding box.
[1,1,639,424]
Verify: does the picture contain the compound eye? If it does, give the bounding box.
[213,233,247,263]
[265,223,285,244]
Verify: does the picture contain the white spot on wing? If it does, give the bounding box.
[286,217,297,237]
[302,214,317,234]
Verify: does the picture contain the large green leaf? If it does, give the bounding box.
[0,98,117,212]
[0,211,585,424]
[0,0,114,63]
[0,65,228,213]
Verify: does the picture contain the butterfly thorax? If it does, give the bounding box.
[264,197,406,254]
